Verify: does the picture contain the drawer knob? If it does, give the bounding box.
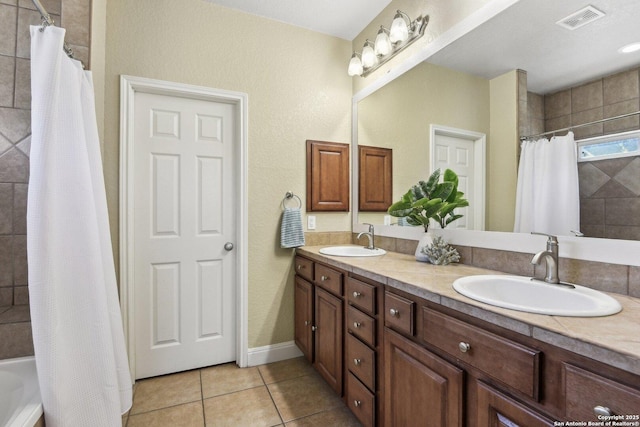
[353,358,362,366]
[321,275,328,281]
[304,320,309,326]
[297,265,302,270]
[353,291,362,298]
[311,326,317,332]
[458,342,471,353]
[593,406,612,417]
[389,308,399,317]
[354,400,361,407]
[353,321,361,329]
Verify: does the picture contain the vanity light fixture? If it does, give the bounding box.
[361,39,378,68]
[348,10,429,77]
[374,26,393,56]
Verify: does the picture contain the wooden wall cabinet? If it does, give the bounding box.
[306,140,350,211]
[359,145,393,212]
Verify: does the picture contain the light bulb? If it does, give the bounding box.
[374,27,392,56]
[347,53,363,76]
[361,40,378,68]
[389,11,410,43]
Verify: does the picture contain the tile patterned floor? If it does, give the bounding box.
[123,357,362,426]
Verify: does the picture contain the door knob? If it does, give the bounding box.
[224,242,234,251]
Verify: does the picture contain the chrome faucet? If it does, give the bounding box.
[530,232,559,284]
[357,223,376,250]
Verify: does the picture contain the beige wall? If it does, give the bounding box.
[103,0,352,348]
[357,61,490,225]
[489,70,519,231]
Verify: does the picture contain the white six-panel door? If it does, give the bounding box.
[133,91,237,379]
[431,125,486,231]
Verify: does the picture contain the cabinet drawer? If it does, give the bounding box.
[294,256,314,282]
[564,364,640,421]
[347,306,376,347]
[477,381,554,426]
[347,373,375,427]
[346,333,376,390]
[423,308,540,400]
[384,291,415,336]
[346,277,376,315]
[315,264,343,296]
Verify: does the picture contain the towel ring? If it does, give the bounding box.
[282,191,302,209]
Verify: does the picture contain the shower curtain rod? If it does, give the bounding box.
[520,110,640,141]
[31,0,83,66]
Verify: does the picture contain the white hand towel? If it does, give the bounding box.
[281,207,305,248]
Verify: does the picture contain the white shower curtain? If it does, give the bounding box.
[513,132,580,236]
[27,26,132,426]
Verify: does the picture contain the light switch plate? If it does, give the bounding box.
[307,215,316,230]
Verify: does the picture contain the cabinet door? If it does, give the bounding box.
[294,276,314,363]
[306,140,349,211]
[384,328,463,427]
[477,381,554,427]
[359,145,392,211]
[564,363,640,421]
[315,287,344,395]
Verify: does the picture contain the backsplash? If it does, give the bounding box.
[0,0,91,360]
[351,233,640,298]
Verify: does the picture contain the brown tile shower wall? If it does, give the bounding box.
[0,0,91,358]
[543,68,640,241]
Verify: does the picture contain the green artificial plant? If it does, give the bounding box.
[387,169,469,231]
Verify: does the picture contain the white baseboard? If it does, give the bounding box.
[247,341,303,367]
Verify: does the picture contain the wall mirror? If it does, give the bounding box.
[353,0,640,244]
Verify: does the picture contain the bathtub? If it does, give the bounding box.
[0,357,43,427]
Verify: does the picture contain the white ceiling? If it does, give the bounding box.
[427,0,640,94]
[204,0,640,94]
[203,0,392,41]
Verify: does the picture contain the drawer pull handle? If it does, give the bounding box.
[353,321,361,329]
[354,400,361,407]
[458,342,471,353]
[353,291,362,298]
[321,275,328,281]
[353,358,362,366]
[389,308,399,317]
[311,326,317,332]
[593,406,612,417]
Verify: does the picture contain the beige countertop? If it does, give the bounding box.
[297,245,640,376]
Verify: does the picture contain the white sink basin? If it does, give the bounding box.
[319,246,386,257]
[452,275,622,317]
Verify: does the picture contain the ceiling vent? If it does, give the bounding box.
[556,5,605,30]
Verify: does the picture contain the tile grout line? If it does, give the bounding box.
[199,368,206,427]
[258,365,286,426]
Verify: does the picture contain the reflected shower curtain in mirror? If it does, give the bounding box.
[28,26,132,426]
[513,132,580,236]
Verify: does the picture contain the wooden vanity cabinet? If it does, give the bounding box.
[293,256,344,395]
[294,275,313,362]
[563,363,640,421]
[384,327,464,426]
[295,254,640,426]
[476,381,554,427]
[345,276,384,427]
[383,288,551,427]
